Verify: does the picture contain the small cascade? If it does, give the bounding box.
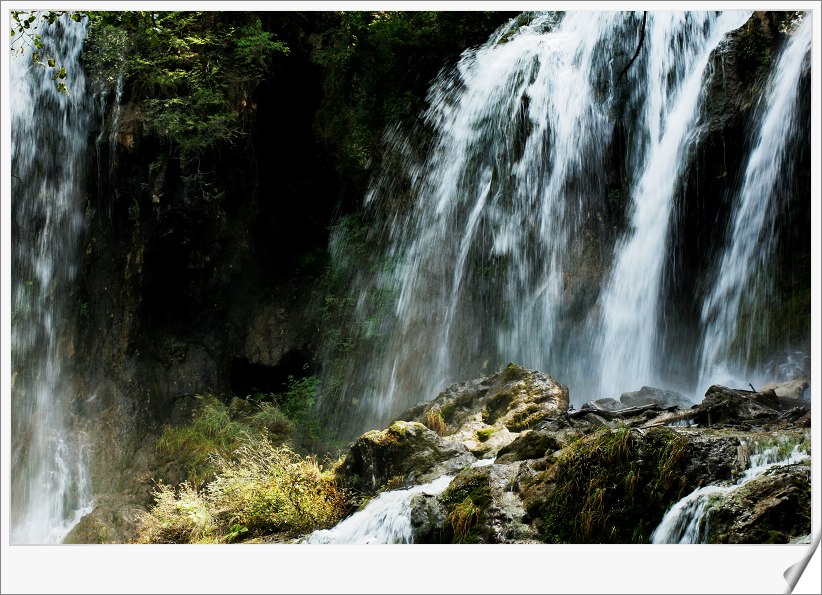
[304,475,454,544]
[651,435,810,543]
[698,15,812,390]
[95,67,125,182]
[10,14,94,543]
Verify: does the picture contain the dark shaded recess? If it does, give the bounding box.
[141,207,216,329]
[313,11,521,216]
[246,12,340,276]
[230,350,312,397]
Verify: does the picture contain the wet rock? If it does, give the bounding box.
[435,462,536,543]
[495,430,562,464]
[759,378,809,400]
[678,429,749,487]
[707,463,811,543]
[335,371,811,546]
[399,363,569,457]
[619,386,695,411]
[64,500,146,544]
[339,421,475,495]
[580,397,623,412]
[693,385,781,427]
[409,492,447,543]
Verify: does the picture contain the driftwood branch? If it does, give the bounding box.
[567,402,658,420]
[618,11,647,80]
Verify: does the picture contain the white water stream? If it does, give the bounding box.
[698,15,812,391]
[651,435,810,543]
[594,11,750,394]
[304,474,454,544]
[10,14,94,543]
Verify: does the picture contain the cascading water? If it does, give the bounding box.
[304,475,454,544]
[697,15,812,391]
[10,15,94,543]
[319,10,812,438]
[593,11,750,395]
[651,434,810,543]
[304,457,494,544]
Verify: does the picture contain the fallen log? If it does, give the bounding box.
[568,402,659,420]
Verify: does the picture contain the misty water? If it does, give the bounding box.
[321,10,810,435]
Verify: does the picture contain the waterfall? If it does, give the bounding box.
[304,475,454,544]
[698,15,812,391]
[651,435,810,543]
[321,10,809,437]
[10,14,94,543]
[593,11,750,396]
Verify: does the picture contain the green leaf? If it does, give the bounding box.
[48,58,56,67]
[71,12,80,22]
[10,29,15,37]
[56,82,68,94]
[58,67,67,79]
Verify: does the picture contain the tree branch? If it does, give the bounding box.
[618,11,647,81]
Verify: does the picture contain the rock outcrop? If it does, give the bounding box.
[331,365,811,544]
[340,420,475,496]
[706,462,811,543]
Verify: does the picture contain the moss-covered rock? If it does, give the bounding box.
[339,420,475,496]
[706,463,811,543]
[64,500,146,544]
[438,466,495,543]
[398,363,569,458]
[518,426,692,543]
[495,430,562,464]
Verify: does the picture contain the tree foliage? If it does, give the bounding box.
[10,10,86,93]
[311,11,517,173]
[84,11,288,159]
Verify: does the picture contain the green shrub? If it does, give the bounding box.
[136,482,216,544]
[422,408,447,436]
[137,437,349,543]
[84,12,288,161]
[156,395,292,486]
[207,438,349,538]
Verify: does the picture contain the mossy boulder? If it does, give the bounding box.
[706,463,811,543]
[339,420,474,496]
[64,500,146,544]
[399,364,569,458]
[518,426,694,543]
[495,430,562,464]
[434,462,536,544]
[437,466,494,543]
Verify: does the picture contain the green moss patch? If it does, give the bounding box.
[439,467,493,544]
[531,426,689,543]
